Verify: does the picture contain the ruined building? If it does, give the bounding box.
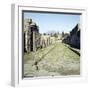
[24,19,40,53]
[70,24,80,49]
[62,24,80,49]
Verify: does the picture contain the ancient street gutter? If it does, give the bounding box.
[68,46,80,56]
[64,44,80,56]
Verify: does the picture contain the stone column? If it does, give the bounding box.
[33,31,36,52]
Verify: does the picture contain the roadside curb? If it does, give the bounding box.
[64,44,80,56]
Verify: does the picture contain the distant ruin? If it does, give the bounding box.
[24,19,80,54]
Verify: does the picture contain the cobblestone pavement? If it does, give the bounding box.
[24,42,80,77]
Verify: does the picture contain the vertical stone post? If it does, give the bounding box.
[33,30,36,52]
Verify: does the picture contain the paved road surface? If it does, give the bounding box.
[24,42,80,77]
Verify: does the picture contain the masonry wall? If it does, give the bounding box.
[62,24,80,49]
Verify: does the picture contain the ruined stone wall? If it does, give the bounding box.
[24,19,30,53]
[40,35,50,48]
[24,19,40,53]
[24,19,57,53]
[70,24,80,49]
[62,24,80,49]
[40,35,56,48]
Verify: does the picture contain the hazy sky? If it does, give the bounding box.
[24,11,80,34]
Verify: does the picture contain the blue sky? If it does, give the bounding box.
[24,12,80,34]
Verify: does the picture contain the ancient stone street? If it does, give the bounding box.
[24,42,80,77]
